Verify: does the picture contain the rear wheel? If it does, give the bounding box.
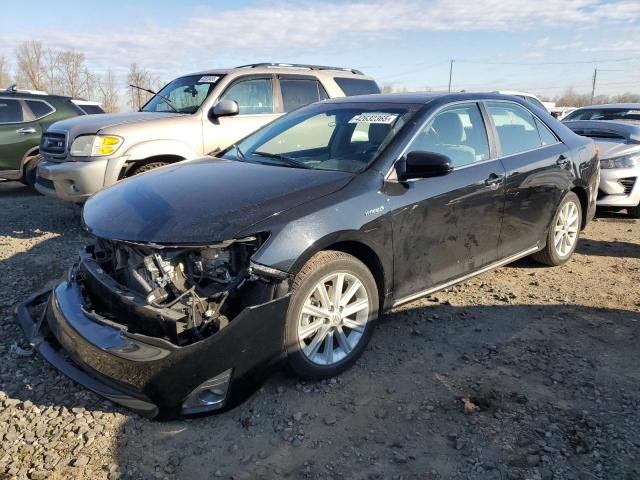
[128,161,169,176]
[22,154,43,190]
[531,191,582,266]
[285,251,378,380]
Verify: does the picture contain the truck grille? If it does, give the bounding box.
[619,177,636,195]
[41,132,67,156]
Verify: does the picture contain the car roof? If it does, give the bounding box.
[182,63,375,80]
[572,103,640,110]
[495,90,539,98]
[322,91,529,105]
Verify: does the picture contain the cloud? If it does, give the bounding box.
[0,0,638,77]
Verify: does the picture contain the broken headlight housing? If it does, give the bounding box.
[83,235,281,345]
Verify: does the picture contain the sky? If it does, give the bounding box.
[1,0,639,100]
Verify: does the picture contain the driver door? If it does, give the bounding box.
[202,76,281,154]
[390,102,506,300]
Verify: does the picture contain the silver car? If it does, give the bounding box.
[564,104,640,218]
[36,63,379,202]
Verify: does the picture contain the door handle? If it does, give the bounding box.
[484,173,505,188]
[556,154,570,167]
[16,127,36,134]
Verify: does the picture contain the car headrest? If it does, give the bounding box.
[433,112,464,145]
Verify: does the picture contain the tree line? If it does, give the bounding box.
[0,41,163,112]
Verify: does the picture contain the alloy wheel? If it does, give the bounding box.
[297,272,370,366]
[553,200,580,257]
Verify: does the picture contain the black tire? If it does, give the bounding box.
[22,154,43,190]
[628,204,640,219]
[531,191,582,266]
[285,250,378,380]
[128,161,169,176]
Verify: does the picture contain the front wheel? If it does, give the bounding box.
[22,154,43,190]
[531,191,582,266]
[285,251,378,380]
[128,161,169,176]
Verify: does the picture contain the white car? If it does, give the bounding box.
[494,91,551,113]
[563,104,640,218]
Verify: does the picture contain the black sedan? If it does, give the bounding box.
[19,92,599,418]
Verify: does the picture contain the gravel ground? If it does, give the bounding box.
[1,180,639,480]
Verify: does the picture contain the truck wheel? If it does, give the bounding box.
[285,251,378,380]
[128,161,169,176]
[22,154,43,190]
[628,203,640,219]
[531,191,582,266]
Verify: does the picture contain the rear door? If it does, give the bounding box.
[484,101,571,257]
[390,101,506,300]
[0,97,41,173]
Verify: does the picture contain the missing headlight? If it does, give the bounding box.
[81,235,286,346]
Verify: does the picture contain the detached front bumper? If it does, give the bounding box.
[35,156,127,203]
[18,273,290,418]
[597,167,640,208]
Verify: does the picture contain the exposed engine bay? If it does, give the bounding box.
[77,236,288,346]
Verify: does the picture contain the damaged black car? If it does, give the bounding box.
[19,92,599,418]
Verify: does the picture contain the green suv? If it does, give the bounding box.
[0,86,103,188]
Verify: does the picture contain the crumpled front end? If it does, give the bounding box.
[18,236,291,418]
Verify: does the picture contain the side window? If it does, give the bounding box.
[220,78,273,115]
[0,99,25,123]
[333,78,381,96]
[487,102,542,156]
[407,103,490,168]
[25,100,54,119]
[280,78,328,113]
[535,118,558,146]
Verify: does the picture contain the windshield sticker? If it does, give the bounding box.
[198,75,220,83]
[349,113,398,124]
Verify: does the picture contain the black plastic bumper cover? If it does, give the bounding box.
[18,278,290,418]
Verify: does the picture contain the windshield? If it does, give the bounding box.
[564,107,640,122]
[141,74,222,113]
[223,103,415,173]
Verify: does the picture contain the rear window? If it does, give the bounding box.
[564,108,640,121]
[25,100,55,119]
[280,78,328,112]
[77,104,105,115]
[333,78,381,96]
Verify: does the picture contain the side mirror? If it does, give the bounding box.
[396,151,453,181]
[209,99,239,118]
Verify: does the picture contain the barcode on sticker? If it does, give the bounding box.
[199,76,220,83]
[349,113,398,124]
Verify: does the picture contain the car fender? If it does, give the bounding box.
[123,140,199,163]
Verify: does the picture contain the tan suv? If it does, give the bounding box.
[36,63,379,202]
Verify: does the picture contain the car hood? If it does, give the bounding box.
[82,158,353,244]
[48,112,184,139]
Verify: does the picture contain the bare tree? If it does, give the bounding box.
[96,68,120,113]
[15,41,46,90]
[127,63,159,111]
[0,56,11,88]
[58,49,88,97]
[15,40,59,92]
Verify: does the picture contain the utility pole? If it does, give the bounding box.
[448,59,454,92]
[590,68,598,104]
